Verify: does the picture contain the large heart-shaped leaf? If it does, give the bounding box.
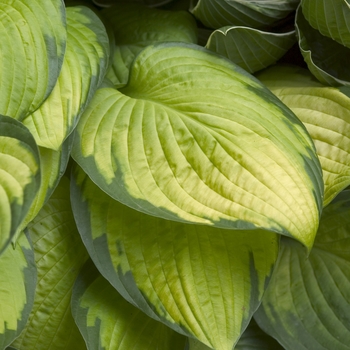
[22,5,110,150]
[190,0,299,29]
[70,165,279,350]
[0,233,36,349]
[206,26,296,73]
[72,259,187,350]
[0,116,40,253]
[301,0,350,48]
[11,176,88,350]
[72,42,323,248]
[296,4,350,86]
[0,0,66,120]
[254,189,350,349]
[256,64,350,206]
[102,3,197,86]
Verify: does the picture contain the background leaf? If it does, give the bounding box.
[11,177,88,350]
[296,4,350,86]
[0,233,36,349]
[72,42,323,248]
[0,0,66,120]
[257,64,350,206]
[22,5,110,150]
[206,26,296,73]
[255,189,350,350]
[72,259,187,350]
[0,116,40,253]
[71,165,279,350]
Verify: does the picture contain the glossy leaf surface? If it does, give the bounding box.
[257,65,350,206]
[72,259,187,350]
[71,165,279,350]
[22,6,110,150]
[0,0,66,120]
[0,116,40,253]
[255,189,350,350]
[12,177,87,350]
[72,42,323,248]
[0,233,36,349]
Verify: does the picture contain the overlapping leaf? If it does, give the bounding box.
[71,165,279,350]
[0,116,40,253]
[254,189,350,349]
[72,259,187,350]
[190,0,299,29]
[206,26,296,73]
[11,177,87,350]
[295,4,350,86]
[257,64,350,206]
[72,42,323,248]
[102,3,197,86]
[22,6,110,150]
[0,0,66,120]
[301,0,350,48]
[0,233,36,349]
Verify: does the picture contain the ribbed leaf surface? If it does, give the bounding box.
[296,4,350,86]
[72,259,187,350]
[72,42,323,248]
[0,116,40,253]
[71,165,279,350]
[0,233,36,349]
[22,6,109,150]
[257,65,350,206]
[191,0,299,29]
[12,177,88,350]
[102,3,197,86]
[206,26,295,73]
[255,189,350,349]
[0,0,66,120]
[301,0,350,48]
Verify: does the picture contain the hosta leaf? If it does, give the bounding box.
[13,134,74,244]
[254,189,350,350]
[72,259,187,350]
[11,177,88,350]
[102,3,197,87]
[296,4,350,86]
[206,26,296,73]
[301,0,350,48]
[257,64,350,206]
[71,165,279,350]
[72,42,323,248]
[0,0,66,120]
[0,116,40,253]
[190,0,299,30]
[0,233,36,349]
[22,6,110,150]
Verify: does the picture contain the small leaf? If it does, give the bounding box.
[0,116,40,253]
[72,42,323,248]
[255,189,350,349]
[11,177,88,350]
[296,4,350,86]
[72,259,187,350]
[102,3,197,86]
[301,0,350,48]
[0,0,66,120]
[206,26,296,73]
[0,233,36,349]
[257,64,350,206]
[71,165,279,350]
[190,0,299,30]
[22,5,110,150]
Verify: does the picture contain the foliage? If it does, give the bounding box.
[0,0,350,349]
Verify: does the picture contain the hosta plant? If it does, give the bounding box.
[0,0,350,349]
